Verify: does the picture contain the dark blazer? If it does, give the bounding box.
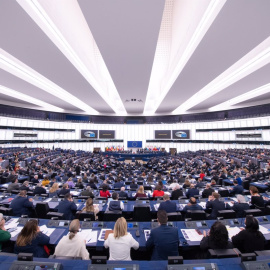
[171,189,183,200]
[114,182,124,189]
[14,232,50,258]
[10,196,34,217]
[206,199,226,219]
[146,224,179,260]
[232,229,265,253]
[251,195,265,208]
[158,200,177,213]
[200,235,233,250]
[183,203,203,212]
[58,188,70,196]
[230,202,250,218]
[186,188,199,199]
[57,199,77,220]
[202,188,214,198]
[33,186,47,195]
[230,185,244,195]
[118,191,128,199]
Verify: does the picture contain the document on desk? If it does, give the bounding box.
[154,204,160,211]
[259,225,270,235]
[231,198,238,202]
[10,226,23,238]
[5,218,19,230]
[77,229,98,243]
[144,230,151,241]
[181,229,204,241]
[226,226,242,239]
[179,204,186,210]
[70,191,80,196]
[39,225,55,236]
[98,229,113,241]
[44,198,52,202]
[198,202,206,208]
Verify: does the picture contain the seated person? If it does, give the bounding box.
[33,182,47,195]
[186,184,199,199]
[58,183,70,196]
[182,197,203,212]
[108,192,124,212]
[249,186,265,208]
[152,185,164,198]
[183,179,191,189]
[229,179,244,195]
[75,178,84,189]
[158,194,177,213]
[14,219,50,258]
[195,178,204,188]
[66,177,75,189]
[54,219,89,259]
[171,184,183,200]
[104,217,139,260]
[200,221,233,252]
[49,183,59,198]
[6,177,20,193]
[134,186,147,199]
[81,186,94,198]
[19,181,30,191]
[130,180,138,190]
[146,210,179,260]
[81,198,99,220]
[228,194,249,218]
[206,192,226,219]
[41,177,50,187]
[100,185,111,198]
[114,179,124,189]
[118,187,128,199]
[31,175,40,184]
[10,190,34,217]
[57,193,77,220]
[202,183,215,198]
[0,213,11,251]
[232,215,265,253]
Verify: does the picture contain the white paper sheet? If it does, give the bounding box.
[226,226,242,239]
[39,225,55,236]
[181,229,204,241]
[44,198,52,202]
[10,226,23,238]
[144,230,151,241]
[154,204,160,211]
[259,225,270,235]
[98,229,113,241]
[198,202,206,208]
[77,229,98,243]
[5,218,19,230]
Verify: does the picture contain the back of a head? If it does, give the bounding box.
[212,192,220,200]
[19,190,27,197]
[64,193,71,200]
[157,210,167,225]
[250,186,259,194]
[190,197,196,205]
[112,192,118,200]
[190,184,195,189]
[210,221,229,248]
[17,219,38,246]
[163,194,170,201]
[69,219,80,240]
[245,215,259,232]
[114,217,127,238]
[233,179,238,185]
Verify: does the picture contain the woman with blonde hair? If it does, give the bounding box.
[14,219,50,258]
[81,198,99,219]
[49,183,59,198]
[54,219,89,260]
[104,217,139,260]
[134,185,147,199]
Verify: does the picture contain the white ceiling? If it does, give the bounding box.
[0,0,269,116]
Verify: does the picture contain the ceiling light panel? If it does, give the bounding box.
[16,0,126,115]
[144,0,226,115]
[0,48,98,114]
[173,37,270,114]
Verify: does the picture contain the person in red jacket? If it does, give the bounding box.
[100,185,111,198]
[152,185,164,198]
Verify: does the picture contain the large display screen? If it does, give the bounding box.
[99,130,115,139]
[154,130,171,139]
[81,130,98,139]
[172,130,190,139]
[127,141,142,148]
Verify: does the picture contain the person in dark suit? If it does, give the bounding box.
[195,178,204,188]
[118,187,128,199]
[58,183,70,196]
[57,193,77,220]
[33,183,47,195]
[158,194,177,213]
[206,192,226,219]
[171,184,183,200]
[6,178,20,193]
[10,190,34,217]
[31,175,40,184]
[185,184,199,199]
[130,180,138,190]
[228,194,249,218]
[80,186,94,198]
[146,210,179,260]
[229,179,244,195]
[182,197,203,213]
[108,192,124,212]
[113,179,124,189]
[249,186,265,208]
[202,184,215,198]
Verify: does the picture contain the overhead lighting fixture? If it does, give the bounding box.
[173,37,270,114]
[209,83,270,111]
[144,0,226,115]
[16,0,126,115]
[0,48,98,114]
[0,85,64,112]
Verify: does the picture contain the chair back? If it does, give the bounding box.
[167,212,182,221]
[103,210,122,221]
[35,202,50,219]
[186,210,206,221]
[133,206,151,221]
[75,211,95,221]
[217,210,236,219]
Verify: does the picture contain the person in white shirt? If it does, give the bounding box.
[104,217,139,260]
[54,219,89,260]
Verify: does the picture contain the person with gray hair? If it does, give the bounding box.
[33,182,47,195]
[0,213,11,251]
[228,194,250,218]
[171,184,183,200]
[81,186,94,198]
[119,186,128,199]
